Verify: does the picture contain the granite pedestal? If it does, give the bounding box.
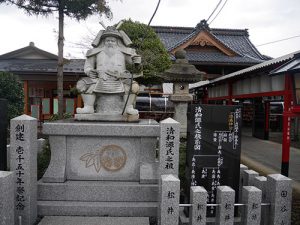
[38,216,150,225]
[39,119,160,217]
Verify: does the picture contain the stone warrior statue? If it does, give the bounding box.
[75,26,142,120]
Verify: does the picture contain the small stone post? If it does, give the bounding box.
[189,186,207,225]
[0,99,8,170]
[216,186,235,225]
[253,176,268,225]
[242,186,262,225]
[239,164,248,201]
[10,115,37,225]
[243,169,259,186]
[159,174,180,225]
[266,174,292,225]
[159,118,180,176]
[0,171,14,225]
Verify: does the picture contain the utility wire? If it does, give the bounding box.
[209,0,229,25]
[207,0,223,23]
[256,35,300,47]
[148,0,161,26]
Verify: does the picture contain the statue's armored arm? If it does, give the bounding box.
[84,56,98,78]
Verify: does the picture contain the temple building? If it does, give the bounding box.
[153,20,269,80]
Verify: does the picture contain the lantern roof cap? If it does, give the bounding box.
[160,50,205,82]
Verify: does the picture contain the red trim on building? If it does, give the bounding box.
[207,90,286,101]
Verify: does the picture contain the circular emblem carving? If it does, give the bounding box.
[100,145,127,171]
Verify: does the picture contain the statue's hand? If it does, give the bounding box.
[98,71,108,81]
[87,69,98,79]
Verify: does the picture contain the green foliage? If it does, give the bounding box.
[1,0,115,118]
[119,19,172,85]
[49,113,73,121]
[0,72,24,121]
[37,139,51,180]
[0,0,113,20]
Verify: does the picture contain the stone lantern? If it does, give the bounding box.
[160,50,204,137]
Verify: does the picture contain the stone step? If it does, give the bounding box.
[38,216,150,225]
[38,201,157,217]
[38,180,158,202]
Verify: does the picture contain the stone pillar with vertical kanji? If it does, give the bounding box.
[159,118,180,176]
[242,186,262,225]
[159,174,180,225]
[10,115,37,225]
[189,186,207,225]
[216,186,235,225]
[266,174,292,225]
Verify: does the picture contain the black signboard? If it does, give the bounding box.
[185,104,242,216]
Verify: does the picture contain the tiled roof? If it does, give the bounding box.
[0,59,85,74]
[185,51,264,65]
[152,21,268,65]
[190,50,300,89]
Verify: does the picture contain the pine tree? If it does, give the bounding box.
[1,0,115,118]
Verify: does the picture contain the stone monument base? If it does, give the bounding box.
[74,113,139,122]
[38,216,150,225]
[38,119,160,217]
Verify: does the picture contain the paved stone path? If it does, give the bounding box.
[241,130,300,191]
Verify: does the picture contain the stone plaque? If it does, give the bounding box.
[67,137,139,181]
[186,104,242,216]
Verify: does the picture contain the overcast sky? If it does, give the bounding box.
[0,0,300,59]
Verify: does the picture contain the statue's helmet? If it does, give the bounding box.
[92,26,132,47]
[101,26,123,40]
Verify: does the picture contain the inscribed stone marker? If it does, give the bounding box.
[266,174,292,225]
[186,104,242,216]
[159,174,180,225]
[189,186,207,225]
[216,186,235,225]
[242,186,262,225]
[159,118,180,176]
[10,115,37,225]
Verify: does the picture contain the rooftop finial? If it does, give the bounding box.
[196,19,210,31]
[29,42,35,47]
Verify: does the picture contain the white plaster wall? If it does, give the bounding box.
[251,76,260,93]
[242,78,251,94]
[271,75,284,91]
[260,74,272,92]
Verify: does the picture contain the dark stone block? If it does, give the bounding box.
[185,104,242,216]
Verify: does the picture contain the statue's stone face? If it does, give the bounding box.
[104,37,117,48]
